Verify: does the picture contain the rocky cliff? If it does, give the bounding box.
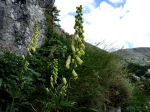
[0,0,54,55]
[115,47,150,65]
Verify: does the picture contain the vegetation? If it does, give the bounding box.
[0,4,150,112]
[121,62,150,112]
[66,5,85,79]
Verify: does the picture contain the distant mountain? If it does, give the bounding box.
[115,47,150,65]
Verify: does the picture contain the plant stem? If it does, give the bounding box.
[10,98,14,112]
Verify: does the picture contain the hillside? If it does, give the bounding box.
[115,47,150,65]
[0,0,150,112]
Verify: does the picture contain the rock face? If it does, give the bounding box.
[0,0,54,55]
[115,47,150,65]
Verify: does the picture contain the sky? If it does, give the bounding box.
[55,0,150,51]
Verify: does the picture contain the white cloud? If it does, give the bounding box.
[109,0,124,3]
[55,0,93,16]
[55,0,150,50]
[55,0,94,34]
[60,15,75,34]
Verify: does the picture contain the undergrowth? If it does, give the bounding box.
[0,4,149,112]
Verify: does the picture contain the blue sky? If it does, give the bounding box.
[93,0,126,8]
[55,0,150,50]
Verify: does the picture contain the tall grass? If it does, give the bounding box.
[69,44,133,111]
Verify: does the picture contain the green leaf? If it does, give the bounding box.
[27,68,41,77]
[60,101,73,108]
[0,78,2,87]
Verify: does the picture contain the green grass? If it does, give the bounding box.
[69,44,133,111]
[122,86,150,112]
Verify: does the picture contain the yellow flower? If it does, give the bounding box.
[145,106,148,110]
[72,59,75,63]
[22,55,25,60]
[80,50,85,55]
[76,56,83,65]
[80,43,85,49]
[71,42,75,52]
[46,88,49,93]
[31,47,36,52]
[78,38,82,44]
[72,69,78,79]
[66,55,71,69]
[50,75,54,88]
[77,51,82,57]
[62,77,67,85]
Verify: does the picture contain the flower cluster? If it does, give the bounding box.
[50,59,58,88]
[66,5,85,79]
[47,59,68,96]
[27,21,38,56]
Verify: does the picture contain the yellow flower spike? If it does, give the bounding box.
[66,55,71,69]
[27,21,38,55]
[72,69,78,79]
[76,56,83,65]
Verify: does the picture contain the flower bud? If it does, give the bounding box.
[80,50,85,55]
[32,47,36,52]
[22,55,25,60]
[66,55,71,69]
[77,51,82,57]
[72,69,78,79]
[46,88,49,93]
[72,59,75,63]
[71,42,75,52]
[80,43,85,49]
[27,48,30,52]
[62,77,67,85]
[50,75,54,88]
[78,38,82,44]
[76,56,83,65]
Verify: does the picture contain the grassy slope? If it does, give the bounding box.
[0,28,146,112]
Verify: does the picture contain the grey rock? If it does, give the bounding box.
[109,107,121,112]
[115,47,150,65]
[0,0,54,55]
